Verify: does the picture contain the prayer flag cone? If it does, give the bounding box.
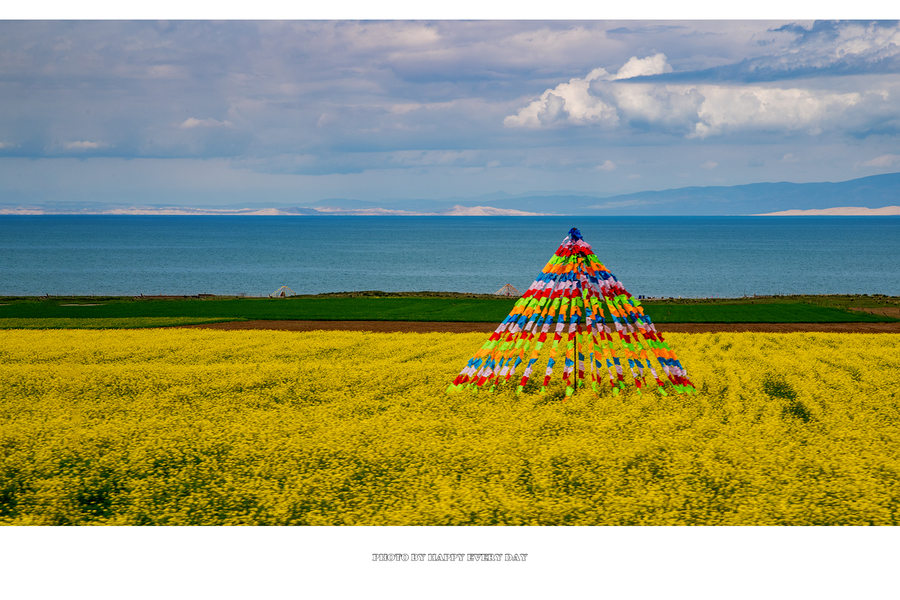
[448,228,696,397]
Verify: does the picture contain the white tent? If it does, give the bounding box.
[494,284,521,297]
[269,286,296,298]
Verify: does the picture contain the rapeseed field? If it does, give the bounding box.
[1,329,898,525]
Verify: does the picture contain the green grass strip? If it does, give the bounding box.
[641,303,896,323]
[0,296,896,325]
[0,317,240,330]
[0,297,517,322]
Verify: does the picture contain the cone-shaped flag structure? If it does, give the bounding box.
[448,228,696,398]
[494,283,521,297]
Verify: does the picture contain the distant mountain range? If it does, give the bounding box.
[2,173,900,216]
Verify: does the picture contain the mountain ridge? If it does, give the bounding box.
[2,172,899,216]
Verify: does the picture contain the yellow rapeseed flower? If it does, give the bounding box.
[0,329,898,525]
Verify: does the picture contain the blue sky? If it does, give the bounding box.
[2,18,900,205]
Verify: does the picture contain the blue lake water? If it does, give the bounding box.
[1,215,899,297]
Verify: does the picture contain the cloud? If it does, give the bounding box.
[506,53,869,138]
[781,153,799,162]
[316,113,338,127]
[503,72,613,129]
[147,64,189,79]
[62,141,107,150]
[389,103,421,115]
[590,80,705,135]
[700,161,718,169]
[605,25,688,36]
[0,142,15,149]
[859,153,900,167]
[687,85,861,138]
[615,54,674,80]
[389,150,480,166]
[647,21,900,83]
[768,20,900,77]
[2,19,900,199]
[504,22,900,140]
[179,118,233,129]
[504,53,672,128]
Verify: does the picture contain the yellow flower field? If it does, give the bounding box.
[1,329,899,525]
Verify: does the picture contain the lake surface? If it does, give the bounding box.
[1,215,899,297]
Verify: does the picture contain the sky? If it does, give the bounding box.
[2,17,900,206]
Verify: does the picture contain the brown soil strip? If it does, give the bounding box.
[179,320,900,334]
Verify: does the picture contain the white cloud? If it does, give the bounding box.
[700,161,718,169]
[781,153,799,163]
[833,22,900,57]
[614,54,673,80]
[0,141,14,149]
[389,103,421,114]
[334,22,441,52]
[389,150,480,166]
[63,141,106,150]
[504,53,674,129]
[594,160,616,171]
[687,85,860,138]
[503,71,614,128]
[316,113,338,127]
[179,117,233,129]
[776,22,900,75]
[859,154,900,167]
[592,81,704,133]
[506,51,866,139]
[147,65,189,79]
